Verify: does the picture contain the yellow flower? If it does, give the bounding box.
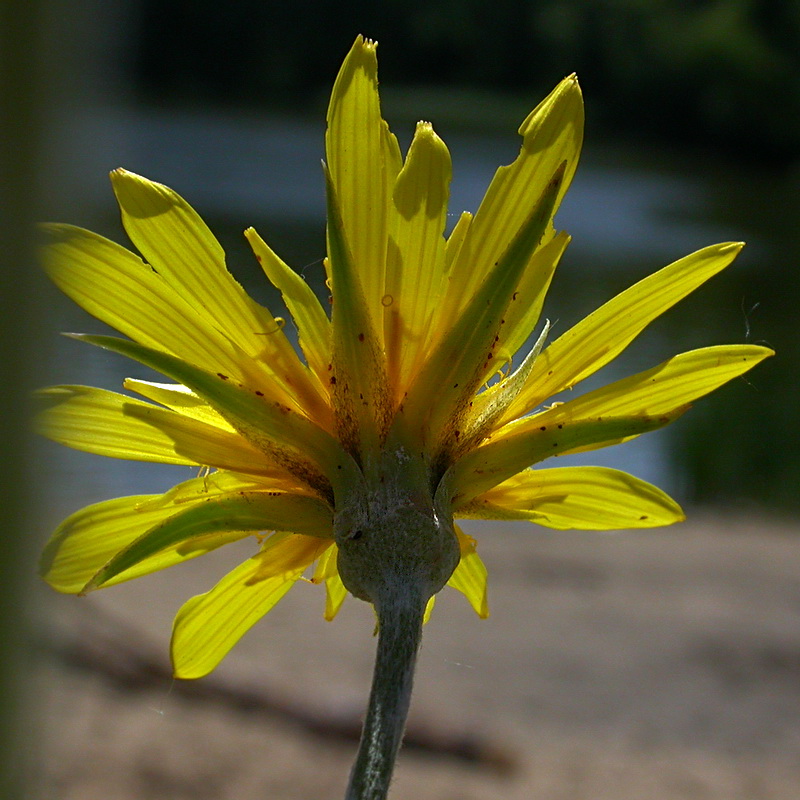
[38,36,772,680]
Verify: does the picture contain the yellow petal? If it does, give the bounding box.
[85,490,333,591]
[403,162,566,449]
[383,121,452,392]
[444,211,472,271]
[492,230,569,362]
[35,385,273,474]
[518,344,774,430]
[41,224,258,384]
[458,321,551,455]
[446,526,489,618]
[326,36,401,334]
[171,533,328,678]
[110,169,326,416]
[311,545,349,621]
[325,167,391,458]
[39,474,261,593]
[123,379,236,431]
[423,594,436,624]
[453,344,773,503]
[443,231,566,406]
[73,334,361,497]
[440,75,583,330]
[244,227,332,390]
[325,573,348,621]
[460,466,684,529]
[139,470,272,506]
[505,242,746,421]
[453,412,679,506]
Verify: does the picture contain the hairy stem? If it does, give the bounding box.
[345,591,426,800]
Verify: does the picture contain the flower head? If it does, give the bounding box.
[38,36,772,679]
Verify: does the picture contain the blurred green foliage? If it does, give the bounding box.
[136,0,800,160]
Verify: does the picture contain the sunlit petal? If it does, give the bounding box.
[384,122,451,393]
[245,227,332,391]
[452,411,680,506]
[403,163,566,449]
[35,385,274,474]
[325,166,392,457]
[460,466,684,529]
[171,533,329,678]
[312,545,349,621]
[85,490,333,591]
[112,169,334,420]
[446,526,489,618]
[440,75,583,330]
[505,242,746,420]
[326,35,401,333]
[513,344,773,438]
[39,473,264,593]
[42,224,258,384]
[123,379,236,431]
[71,334,359,497]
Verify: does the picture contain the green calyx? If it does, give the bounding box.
[333,443,459,608]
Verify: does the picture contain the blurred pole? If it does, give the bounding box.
[0,0,46,796]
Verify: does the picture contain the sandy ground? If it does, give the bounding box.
[29,512,800,799]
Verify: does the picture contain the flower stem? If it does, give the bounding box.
[345,590,426,800]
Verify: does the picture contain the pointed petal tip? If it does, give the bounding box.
[519,74,584,138]
[109,167,142,186]
[545,73,582,105]
[723,241,746,255]
[353,33,378,51]
[407,120,449,159]
[344,34,378,67]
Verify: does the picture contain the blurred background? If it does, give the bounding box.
[4,1,799,798]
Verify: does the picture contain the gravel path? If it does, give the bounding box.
[33,513,800,799]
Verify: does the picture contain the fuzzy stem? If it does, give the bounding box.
[345,591,426,800]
